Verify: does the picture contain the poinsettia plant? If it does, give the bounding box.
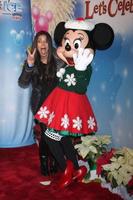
[97,147,133,195]
[75,134,111,170]
[75,134,133,196]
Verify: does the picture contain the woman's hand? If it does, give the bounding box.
[27,48,36,67]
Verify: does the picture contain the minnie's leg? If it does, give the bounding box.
[43,134,66,171]
[61,137,87,183]
[61,137,79,169]
[43,134,74,188]
[43,133,87,187]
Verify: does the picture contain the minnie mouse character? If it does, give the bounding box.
[35,18,114,188]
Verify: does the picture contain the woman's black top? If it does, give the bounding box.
[18,54,65,115]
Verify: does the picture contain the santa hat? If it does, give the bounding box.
[65,18,95,31]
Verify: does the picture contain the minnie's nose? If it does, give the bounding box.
[65,43,71,51]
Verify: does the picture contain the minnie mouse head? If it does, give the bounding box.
[54,18,114,68]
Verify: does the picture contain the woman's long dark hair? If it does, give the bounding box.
[31,31,56,82]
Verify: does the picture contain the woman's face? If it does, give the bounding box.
[37,35,49,59]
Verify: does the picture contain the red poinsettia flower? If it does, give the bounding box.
[127,176,133,195]
[96,148,115,176]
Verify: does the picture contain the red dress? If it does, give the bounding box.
[35,66,97,136]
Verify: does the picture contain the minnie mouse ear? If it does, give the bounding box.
[54,22,66,47]
[92,23,114,50]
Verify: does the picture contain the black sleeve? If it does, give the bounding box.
[18,60,35,88]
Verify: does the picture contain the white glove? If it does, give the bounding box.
[73,48,94,71]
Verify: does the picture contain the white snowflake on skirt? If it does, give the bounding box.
[37,106,49,119]
[61,114,69,129]
[64,73,76,86]
[87,116,96,130]
[73,116,82,130]
[48,112,55,125]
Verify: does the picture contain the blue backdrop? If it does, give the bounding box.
[0,0,34,147]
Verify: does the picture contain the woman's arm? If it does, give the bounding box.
[18,48,36,88]
[18,60,35,88]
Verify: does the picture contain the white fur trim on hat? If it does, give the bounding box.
[65,19,95,31]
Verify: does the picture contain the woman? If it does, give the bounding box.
[18,31,65,176]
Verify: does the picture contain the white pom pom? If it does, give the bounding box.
[60,68,65,74]
[56,68,65,78]
[56,71,62,78]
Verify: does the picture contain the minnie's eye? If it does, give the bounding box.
[74,40,81,49]
[64,39,70,47]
